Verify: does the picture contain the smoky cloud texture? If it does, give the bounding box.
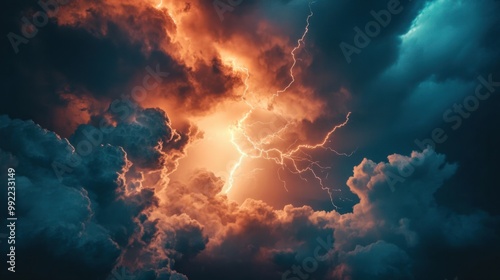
[2,0,500,279]
[2,112,498,279]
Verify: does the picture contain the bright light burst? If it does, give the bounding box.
[224,1,354,209]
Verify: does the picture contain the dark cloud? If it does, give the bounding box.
[0,107,193,279]
[1,113,499,279]
[289,0,500,213]
[168,149,499,280]
[2,0,500,279]
[0,0,244,136]
[0,115,122,279]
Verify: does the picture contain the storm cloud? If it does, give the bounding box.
[1,0,499,279]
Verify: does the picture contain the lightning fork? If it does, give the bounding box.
[223,1,354,209]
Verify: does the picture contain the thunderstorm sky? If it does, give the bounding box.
[1,0,500,279]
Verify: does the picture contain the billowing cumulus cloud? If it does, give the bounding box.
[167,148,498,280]
[3,112,497,280]
[0,107,193,279]
[1,0,500,279]
[331,149,498,279]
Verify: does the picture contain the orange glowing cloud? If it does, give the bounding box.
[49,0,354,209]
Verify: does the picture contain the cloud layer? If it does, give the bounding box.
[2,113,498,279]
[1,0,500,279]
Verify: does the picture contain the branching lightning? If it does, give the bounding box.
[224,1,354,208]
[269,0,315,106]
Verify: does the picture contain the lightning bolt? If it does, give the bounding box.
[268,0,315,108]
[223,0,354,209]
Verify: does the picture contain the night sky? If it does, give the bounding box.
[1,0,500,279]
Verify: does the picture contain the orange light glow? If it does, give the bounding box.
[152,0,353,207]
